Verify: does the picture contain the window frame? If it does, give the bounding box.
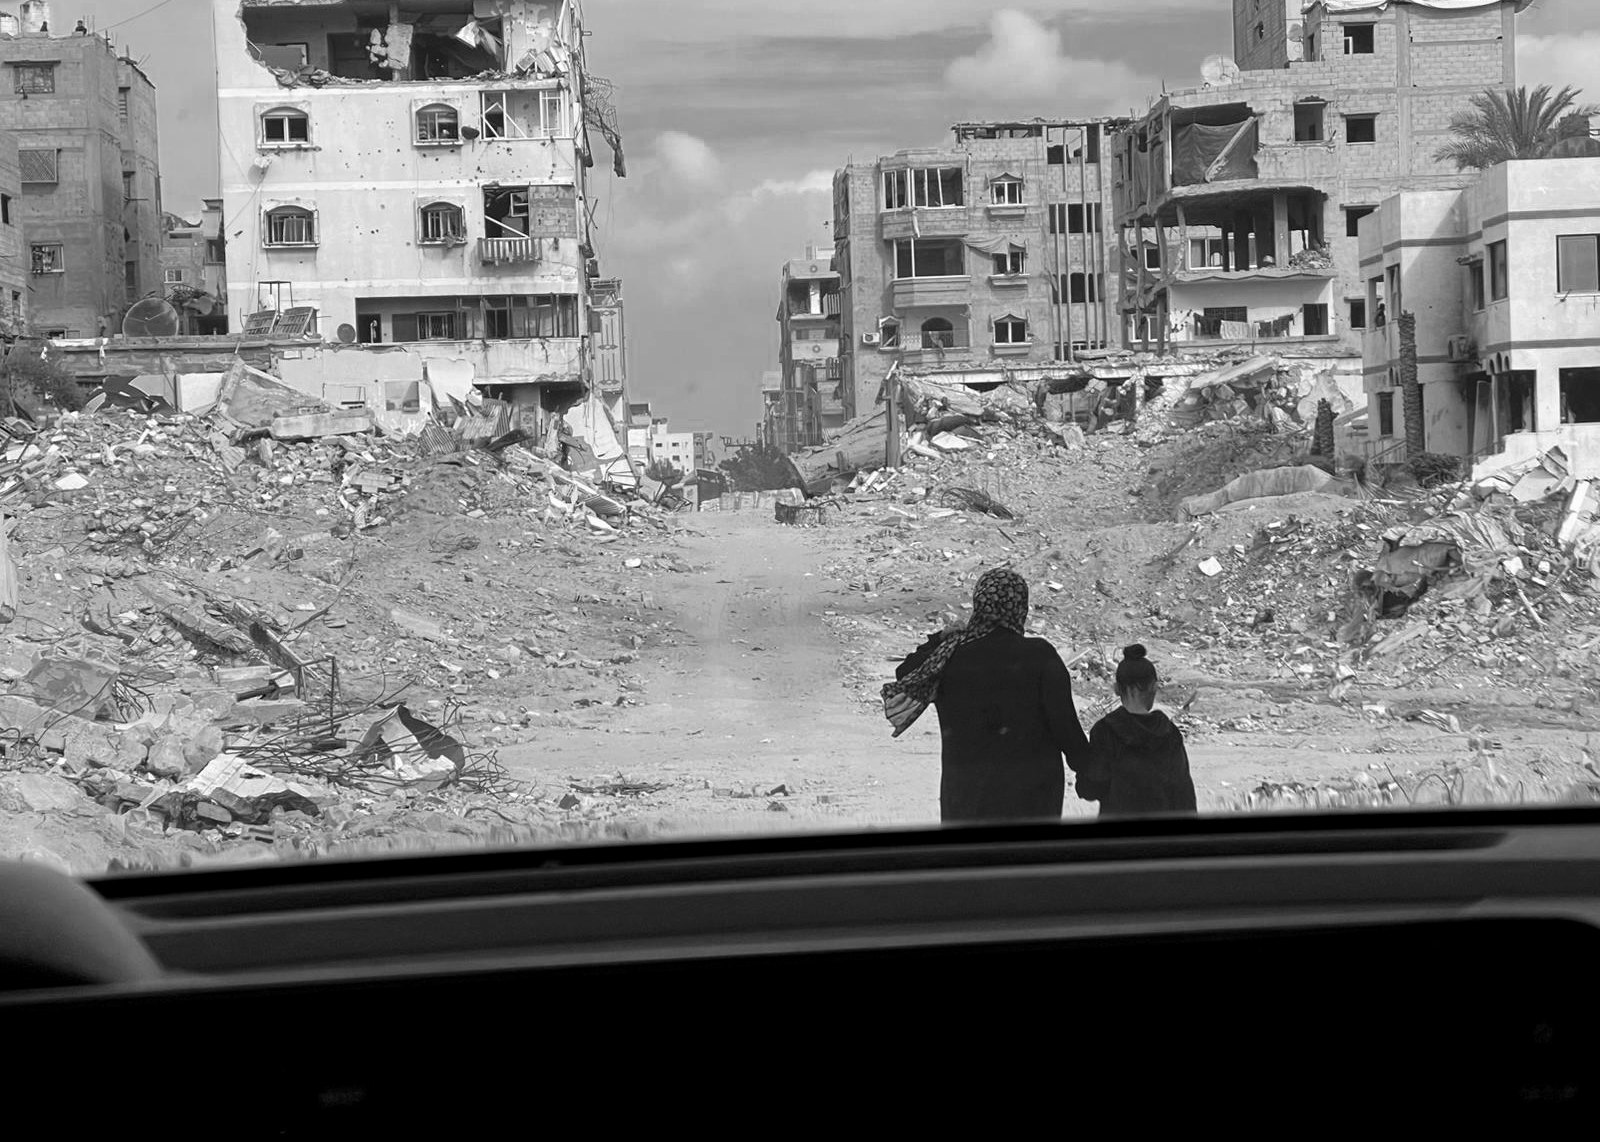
[989,176,1024,206]
[1377,391,1395,438]
[417,201,467,245]
[993,248,1026,276]
[416,311,458,341]
[993,314,1029,346]
[1555,234,1600,294]
[415,103,462,146]
[1344,205,1376,238]
[1348,297,1367,330]
[1344,114,1378,145]
[205,238,226,265]
[30,243,64,275]
[891,238,966,280]
[1343,23,1376,55]
[12,63,55,95]
[260,107,311,148]
[19,148,58,185]
[262,206,318,248]
[1489,239,1509,301]
[163,268,186,284]
[117,87,130,121]
[881,166,964,211]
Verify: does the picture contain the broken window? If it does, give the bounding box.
[164,269,185,284]
[1295,101,1325,143]
[12,63,54,94]
[263,206,317,247]
[261,108,310,146]
[484,297,513,340]
[481,89,564,140]
[30,244,63,274]
[892,239,965,278]
[483,187,531,237]
[19,148,57,184]
[1344,205,1376,237]
[123,172,134,202]
[1559,367,1600,423]
[1344,114,1377,144]
[124,261,138,297]
[1068,273,1101,303]
[1066,204,1102,234]
[990,176,1023,206]
[1489,240,1508,300]
[994,249,1025,275]
[1557,234,1600,293]
[530,294,580,338]
[1377,391,1395,437]
[416,103,460,144]
[994,315,1029,345]
[878,318,900,349]
[416,312,457,340]
[1349,298,1367,329]
[920,317,956,349]
[206,238,225,265]
[1344,23,1375,55]
[882,168,964,210]
[385,381,422,413]
[1,194,10,224]
[419,201,466,244]
[118,87,129,120]
[1302,303,1329,336]
[1189,236,1226,268]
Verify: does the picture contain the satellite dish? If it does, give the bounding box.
[1201,55,1242,87]
[460,125,480,140]
[121,298,181,338]
[337,322,357,344]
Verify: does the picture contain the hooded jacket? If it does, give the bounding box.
[1080,708,1197,818]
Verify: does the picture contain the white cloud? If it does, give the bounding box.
[751,170,836,198]
[1518,34,1600,101]
[944,9,1155,108]
[653,131,723,186]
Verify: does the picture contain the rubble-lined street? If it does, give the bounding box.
[5,353,1600,875]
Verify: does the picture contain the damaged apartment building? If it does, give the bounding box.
[831,118,1128,427]
[1111,0,1524,398]
[0,5,164,338]
[769,245,843,451]
[213,0,626,433]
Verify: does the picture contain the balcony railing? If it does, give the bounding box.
[479,237,539,266]
[914,328,972,350]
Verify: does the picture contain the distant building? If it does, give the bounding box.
[0,24,163,337]
[770,246,842,452]
[213,0,623,433]
[159,199,228,334]
[1360,157,1600,478]
[834,118,1127,421]
[1111,0,1523,357]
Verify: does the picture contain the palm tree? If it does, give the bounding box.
[1435,85,1599,170]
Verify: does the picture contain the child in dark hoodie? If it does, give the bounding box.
[1078,645,1197,818]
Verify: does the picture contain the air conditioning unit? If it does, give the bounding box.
[861,332,880,346]
[1446,334,1477,362]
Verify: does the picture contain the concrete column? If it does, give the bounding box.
[1273,194,1291,264]
[1535,366,1561,432]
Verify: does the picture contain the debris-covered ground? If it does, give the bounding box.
[4,357,1600,876]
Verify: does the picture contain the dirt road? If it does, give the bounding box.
[499,511,953,834]
[502,510,1598,831]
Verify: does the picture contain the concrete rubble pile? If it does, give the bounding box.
[0,384,691,872]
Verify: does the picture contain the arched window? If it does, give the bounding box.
[416,104,459,145]
[994,314,1029,345]
[260,107,309,145]
[263,206,316,247]
[418,201,465,244]
[921,316,954,349]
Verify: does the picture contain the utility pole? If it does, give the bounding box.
[884,360,902,468]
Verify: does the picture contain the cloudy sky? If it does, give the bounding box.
[80,0,1600,437]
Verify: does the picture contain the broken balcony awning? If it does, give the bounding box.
[963,235,1026,256]
[1173,265,1337,284]
[1172,119,1259,187]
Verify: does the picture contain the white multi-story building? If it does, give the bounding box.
[213,0,623,431]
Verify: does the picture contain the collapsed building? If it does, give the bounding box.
[1110,0,1527,422]
[211,0,626,444]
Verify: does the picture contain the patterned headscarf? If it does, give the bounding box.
[880,568,1030,737]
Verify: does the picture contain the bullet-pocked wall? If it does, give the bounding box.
[214,0,594,399]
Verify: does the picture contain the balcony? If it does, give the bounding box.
[479,237,539,266]
[891,276,971,309]
[879,208,971,241]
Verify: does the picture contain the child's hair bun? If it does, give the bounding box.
[1122,644,1148,661]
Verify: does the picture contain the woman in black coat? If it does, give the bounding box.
[882,568,1091,824]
